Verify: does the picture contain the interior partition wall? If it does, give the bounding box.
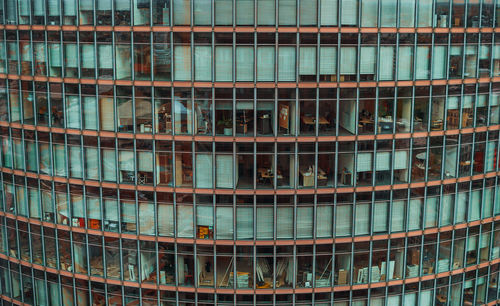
[0,0,500,305]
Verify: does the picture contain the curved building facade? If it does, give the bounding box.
[1,0,500,305]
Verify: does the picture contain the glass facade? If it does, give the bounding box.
[0,0,499,305]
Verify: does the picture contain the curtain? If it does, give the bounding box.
[194,46,212,81]
[299,0,317,26]
[340,47,356,75]
[215,0,232,25]
[297,206,313,238]
[336,205,352,236]
[320,47,336,75]
[177,205,194,238]
[398,46,413,80]
[216,206,233,239]
[379,46,394,80]
[174,45,192,81]
[257,207,273,239]
[236,47,254,81]
[195,154,213,188]
[320,0,337,26]
[360,46,376,75]
[278,47,296,81]
[236,207,253,239]
[373,202,388,233]
[299,47,316,76]
[257,47,275,81]
[236,0,254,25]
[424,197,438,228]
[408,199,422,230]
[158,204,174,236]
[277,207,293,239]
[391,200,405,232]
[257,0,275,26]
[279,0,296,26]
[216,46,233,82]
[316,205,332,238]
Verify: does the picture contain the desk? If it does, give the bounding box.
[301,116,329,132]
[300,168,326,187]
[257,168,273,185]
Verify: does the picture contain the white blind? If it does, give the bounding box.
[194,46,212,81]
[237,0,254,25]
[361,0,377,27]
[97,0,111,10]
[379,46,394,80]
[72,195,85,218]
[257,0,275,25]
[400,0,415,27]
[279,0,296,26]
[215,0,232,25]
[19,0,29,16]
[49,44,62,67]
[104,199,119,222]
[81,44,95,69]
[299,47,316,75]
[80,0,93,10]
[467,235,478,252]
[341,0,358,26]
[138,151,153,172]
[65,44,78,68]
[85,147,99,179]
[216,155,233,188]
[373,202,388,232]
[408,199,422,230]
[376,152,391,171]
[196,205,213,227]
[121,201,136,223]
[86,197,100,219]
[357,152,372,172]
[340,47,356,75]
[139,202,155,235]
[236,47,254,81]
[394,151,408,170]
[63,0,77,16]
[297,206,313,238]
[173,0,191,25]
[195,154,213,188]
[477,94,487,107]
[28,188,40,218]
[66,95,81,129]
[424,197,438,228]
[355,203,370,235]
[174,45,192,81]
[440,194,454,226]
[158,204,174,236]
[98,45,113,69]
[417,0,432,27]
[215,46,233,82]
[278,47,296,81]
[54,144,67,176]
[432,46,447,79]
[277,207,293,239]
[414,46,428,79]
[483,188,494,218]
[177,205,194,238]
[320,0,337,26]
[360,46,376,74]
[398,46,413,80]
[119,150,134,171]
[83,96,98,130]
[485,140,497,172]
[447,96,459,110]
[319,46,336,75]
[299,0,317,26]
[257,47,275,81]
[216,206,233,239]
[470,190,481,221]
[391,200,405,232]
[193,0,211,25]
[34,0,44,15]
[236,207,253,239]
[380,0,397,27]
[316,205,332,238]
[257,207,273,239]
